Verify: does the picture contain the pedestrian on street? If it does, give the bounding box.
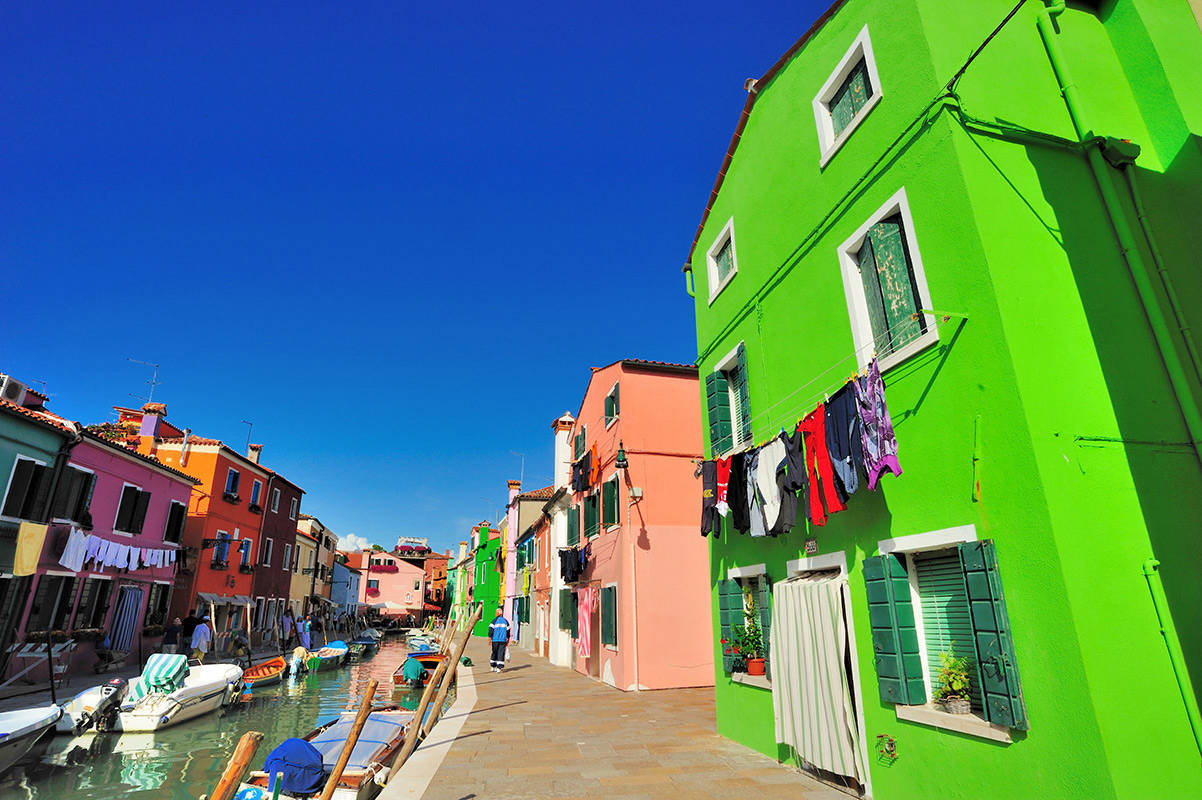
[161,617,182,654]
[282,609,295,649]
[299,614,312,650]
[181,609,200,644]
[191,615,212,663]
[488,607,510,673]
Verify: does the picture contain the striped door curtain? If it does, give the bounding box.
[576,587,595,658]
[110,584,145,653]
[770,574,866,785]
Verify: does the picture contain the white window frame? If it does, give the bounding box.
[250,480,262,506]
[112,481,144,536]
[289,497,298,521]
[705,217,739,305]
[837,187,938,373]
[51,464,95,525]
[813,25,883,167]
[713,341,752,452]
[240,537,253,565]
[214,530,232,563]
[224,468,240,496]
[282,543,291,571]
[261,537,274,567]
[604,381,620,428]
[270,487,281,513]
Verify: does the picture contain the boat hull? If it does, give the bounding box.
[243,657,287,688]
[117,664,242,731]
[0,706,61,777]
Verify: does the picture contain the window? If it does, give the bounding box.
[813,25,883,166]
[51,466,96,525]
[29,574,77,631]
[604,383,620,426]
[213,531,231,565]
[601,585,617,647]
[260,537,274,567]
[567,504,580,546]
[144,583,172,626]
[75,577,113,629]
[837,188,937,372]
[706,342,752,455]
[240,539,252,566]
[705,217,739,303]
[289,498,298,520]
[583,492,599,538]
[250,480,262,506]
[864,532,1028,730]
[254,597,266,629]
[224,468,240,497]
[573,427,587,460]
[2,456,50,520]
[163,501,187,544]
[114,484,151,534]
[271,488,281,513]
[368,579,379,589]
[717,572,772,677]
[307,551,315,569]
[282,544,291,571]
[602,475,619,528]
[558,587,576,633]
[413,579,420,591]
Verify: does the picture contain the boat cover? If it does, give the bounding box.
[126,653,189,704]
[0,704,61,741]
[266,737,326,795]
[309,711,410,770]
[399,658,427,683]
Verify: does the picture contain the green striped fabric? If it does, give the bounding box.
[914,551,983,709]
[770,575,865,785]
[126,653,189,704]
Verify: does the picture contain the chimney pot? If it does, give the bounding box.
[141,402,167,417]
[248,443,263,463]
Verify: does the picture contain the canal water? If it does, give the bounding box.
[1,639,445,800]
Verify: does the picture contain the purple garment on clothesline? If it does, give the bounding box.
[853,359,902,490]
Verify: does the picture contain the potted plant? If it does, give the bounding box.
[934,646,973,714]
[731,593,766,676]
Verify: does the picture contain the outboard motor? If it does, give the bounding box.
[89,676,129,733]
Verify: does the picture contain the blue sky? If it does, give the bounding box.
[2,0,821,554]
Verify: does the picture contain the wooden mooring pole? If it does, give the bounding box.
[204,730,264,800]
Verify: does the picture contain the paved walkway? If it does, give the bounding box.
[415,638,844,800]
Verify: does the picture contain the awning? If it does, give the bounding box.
[231,595,254,607]
[423,602,440,611]
[196,592,224,605]
[310,595,335,606]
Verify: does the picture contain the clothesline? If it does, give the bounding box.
[59,527,178,574]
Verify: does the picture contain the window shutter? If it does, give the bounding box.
[856,235,890,356]
[79,472,96,521]
[958,540,1028,730]
[863,554,925,705]
[2,460,36,518]
[569,591,578,638]
[567,505,579,546]
[735,344,753,446]
[829,60,871,137]
[26,464,52,521]
[915,551,983,709]
[131,490,151,534]
[51,469,81,520]
[602,478,617,526]
[612,384,619,417]
[604,394,614,423]
[705,372,733,455]
[866,216,923,354]
[718,579,741,674]
[559,588,571,630]
[601,586,616,646]
[756,577,773,679]
[584,494,598,538]
[115,486,138,532]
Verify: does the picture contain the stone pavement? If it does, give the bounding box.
[417,637,846,800]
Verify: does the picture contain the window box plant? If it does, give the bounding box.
[239,564,255,574]
[934,646,973,714]
[366,587,381,598]
[70,627,107,643]
[26,629,70,644]
[248,503,263,514]
[222,492,240,504]
[211,559,229,570]
[730,593,766,676]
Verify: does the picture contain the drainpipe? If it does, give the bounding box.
[682,265,695,298]
[1142,559,1202,759]
[627,494,641,692]
[1034,0,1202,466]
[40,421,83,523]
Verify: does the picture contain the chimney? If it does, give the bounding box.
[507,480,522,506]
[248,443,263,463]
[551,412,575,490]
[139,403,167,438]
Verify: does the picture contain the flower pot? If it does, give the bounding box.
[941,697,971,715]
[745,657,766,676]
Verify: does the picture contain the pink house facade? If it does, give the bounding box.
[558,359,713,690]
[346,549,426,622]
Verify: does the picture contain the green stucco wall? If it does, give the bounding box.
[689,2,1202,798]
[472,534,501,638]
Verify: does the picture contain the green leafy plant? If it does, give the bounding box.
[934,645,972,701]
[730,592,764,660]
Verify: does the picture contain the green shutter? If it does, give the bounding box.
[829,60,872,137]
[863,554,926,705]
[574,430,585,459]
[718,579,741,674]
[856,234,890,356]
[959,540,1028,730]
[756,577,772,679]
[704,372,733,455]
[914,551,983,709]
[604,395,614,423]
[715,239,734,281]
[734,344,752,447]
[612,383,619,417]
[584,494,598,538]
[567,505,579,546]
[601,586,617,646]
[865,215,924,355]
[559,588,572,630]
[569,590,578,638]
[602,478,617,527]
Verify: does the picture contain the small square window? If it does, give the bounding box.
[225,468,240,496]
[813,26,883,167]
[705,218,739,304]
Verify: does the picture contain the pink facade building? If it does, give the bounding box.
[345,549,426,622]
[558,359,713,690]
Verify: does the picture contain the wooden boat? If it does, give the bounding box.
[392,653,446,687]
[0,704,62,778]
[309,641,349,672]
[117,656,243,731]
[242,656,288,688]
[238,706,414,800]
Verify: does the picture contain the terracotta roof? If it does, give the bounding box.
[0,398,75,434]
[516,485,555,501]
[686,0,847,266]
[80,430,201,484]
[157,435,223,446]
[25,387,48,402]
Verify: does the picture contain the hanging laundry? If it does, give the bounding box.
[588,443,600,486]
[780,427,810,532]
[746,449,768,537]
[85,534,103,567]
[854,359,903,490]
[727,452,750,534]
[95,538,114,570]
[700,461,721,538]
[576,586,595,657]
[825,383,864,501]
[570,460,583,492]
[14,522,48,577]
[58,527,89,572]
[797,405,847,526]
[771,432,800,535]
[167,549,176,564]
[755,437,788,533]
[114,543,131,570]
[715,457,731,517]
[128,547,141,570]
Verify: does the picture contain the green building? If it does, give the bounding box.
[685,2,1202,798]
[470,521,502,638]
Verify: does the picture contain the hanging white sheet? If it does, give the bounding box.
[770,573,866,784]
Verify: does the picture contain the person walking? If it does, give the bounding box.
[191,615,212,663]
[282,608,295,649]
[161,617,182,654]
[488,607,511,673]
[299,614,311,650]
[181,609,200,646]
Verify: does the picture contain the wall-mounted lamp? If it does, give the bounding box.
[615,441,629,471]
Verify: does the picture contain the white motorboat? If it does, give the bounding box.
[57,676,129,734]
[117,655,243,732]
[0,704,62,778]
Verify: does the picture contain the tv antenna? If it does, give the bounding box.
[240,420,254,452]
[126,357,161,403]
[510,451,525,486]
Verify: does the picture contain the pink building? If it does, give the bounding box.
[345,549,426,623]
[560,359,713,690]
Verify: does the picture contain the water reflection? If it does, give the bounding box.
[1,640,438,800]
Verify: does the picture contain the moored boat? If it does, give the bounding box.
[309,641,349,672]
[237,706,414,800]
[117,655,243,731]
[242,656,288,688]
[56,676,129,734]
[391,653,446,687]
[0,704,62,778]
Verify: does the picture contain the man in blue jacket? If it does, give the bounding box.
[488,607,511,672]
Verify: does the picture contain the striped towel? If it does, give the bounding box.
[126,653,189,704]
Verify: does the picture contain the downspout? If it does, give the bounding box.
[1142,559,1202,760]
[627,494,641,692]
[1034,0,1202,466]
[41,422,83,523]
[682,265,695,298]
